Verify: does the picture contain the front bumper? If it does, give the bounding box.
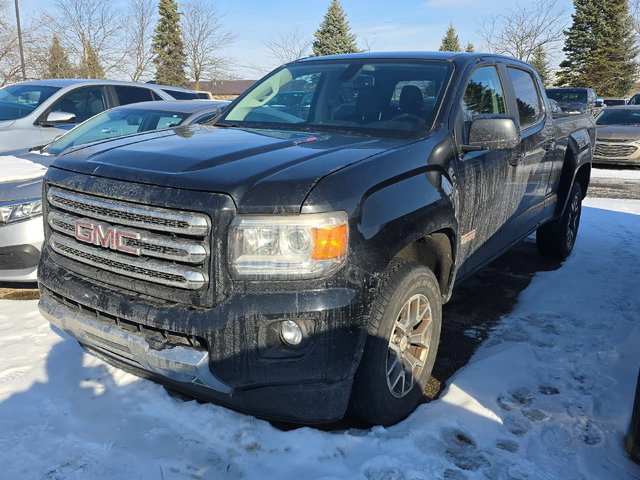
[38,251,371,423]
[0,215,44,282]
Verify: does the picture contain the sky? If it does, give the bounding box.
[19,0,576,80]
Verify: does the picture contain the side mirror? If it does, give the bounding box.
[462,114,521,153]
[595,98,604,108]
[41,111,76,127]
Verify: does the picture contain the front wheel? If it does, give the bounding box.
[348,259,442,426]
[536,182,583,259]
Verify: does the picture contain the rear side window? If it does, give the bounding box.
[162,89,200,100]
[508,67,543,128]
[114,86,155,106]
[461,66,507,123]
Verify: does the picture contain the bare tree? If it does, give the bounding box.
[0,0,21,85]
[121,0,156,82]
[261,27,313,65]
[362,35,378,53]
[477,0,567,62]
[182,0,236,90]
[42,0,126,77]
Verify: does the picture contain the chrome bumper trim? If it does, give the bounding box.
[39,292,232,394]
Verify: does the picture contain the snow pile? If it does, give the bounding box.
[592,167,640,181]
[0,155,48,183]
[1,198,640,479]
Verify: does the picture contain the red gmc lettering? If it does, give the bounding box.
[116,231,141,255]
[93,224,116,248]
[74,221,93,243]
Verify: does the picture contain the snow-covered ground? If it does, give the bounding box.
[592,167,640,181]
[1,198,640,480]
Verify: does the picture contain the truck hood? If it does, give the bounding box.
[595,124,640,142]
[50,125,407,212]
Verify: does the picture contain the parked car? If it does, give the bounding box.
[546,87,600,114]
[603,97,629,107]
[593,105,640,166]
[627,93,640,105]
[0,100,228,282]
[38,52,594,425]
[0,79,201,153]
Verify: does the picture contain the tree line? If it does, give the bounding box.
[441,0,640,97]
[0,0,235,89]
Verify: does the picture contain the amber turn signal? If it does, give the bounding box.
[311,224,348,260]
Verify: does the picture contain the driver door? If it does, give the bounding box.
[454,64,521,278]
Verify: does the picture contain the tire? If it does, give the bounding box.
[348,259,442,426]
[536,182,583,259]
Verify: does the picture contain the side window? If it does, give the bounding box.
[461,66,507,140]
[114,86,154,106]
[49,86,108,123]
[462,66,507,122]
[507,67,543,128]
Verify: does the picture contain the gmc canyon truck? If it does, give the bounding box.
[38,52,595,425]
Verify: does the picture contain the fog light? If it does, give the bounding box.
[281,320,303,346]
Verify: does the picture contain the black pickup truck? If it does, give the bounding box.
[38,52,595,425]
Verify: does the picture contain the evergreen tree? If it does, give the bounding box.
[152,0,188,88]
[312,0,359,56]
[83,44,104,79]
[439,23,461,52]
[46,35,74,79]
[530,45,551,87]
[465,42,475,53]
[558,0,638,96]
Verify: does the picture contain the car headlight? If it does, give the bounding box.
[0,198,43,224]
[229,212,348,279]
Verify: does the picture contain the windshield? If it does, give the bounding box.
[217,60,453,138]
[595,108,640,126]
[546,89,588,104]
[0,84,60,121]
[44,107,191,155]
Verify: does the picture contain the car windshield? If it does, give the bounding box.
[0,84,60,121]
[43,107,191,155]
[546,89,588,104]
[595,108,640,126]
[217,60,453,138]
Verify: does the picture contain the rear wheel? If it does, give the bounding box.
[348,259,442,426]
[536,182,583,259]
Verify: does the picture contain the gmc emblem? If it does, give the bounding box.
[74,220,141,255]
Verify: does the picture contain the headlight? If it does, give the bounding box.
[0,198,43,224]
[229,212,348,279]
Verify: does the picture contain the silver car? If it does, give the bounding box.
[0,100,229,282]
[594,106,640,166]
[0,79,202,153]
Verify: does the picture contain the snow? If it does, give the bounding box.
[592,167,640,181]
[0,156,47,183]
[1,198,640,479]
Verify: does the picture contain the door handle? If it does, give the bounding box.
[510,153,525,166]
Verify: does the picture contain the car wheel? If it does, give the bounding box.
[536,181,583,259]
[348,259,442,426]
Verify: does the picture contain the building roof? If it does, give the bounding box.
[193,80,257,96]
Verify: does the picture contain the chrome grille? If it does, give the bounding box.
[48,188,210,236]
[46,187,210,290]
[594,143,638,158]
[596,138,633,143]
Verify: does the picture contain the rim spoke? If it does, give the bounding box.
[409,331,428,347]
[387,354,399,376]
[402,351,424,370]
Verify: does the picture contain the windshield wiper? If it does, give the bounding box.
[215,121,239,128]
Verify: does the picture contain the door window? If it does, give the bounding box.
[508,67,543,128]
[114,86,155,106]
[461,66,507,140]
[49,86,108,123]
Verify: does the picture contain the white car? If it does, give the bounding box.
[0,79,201,153]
